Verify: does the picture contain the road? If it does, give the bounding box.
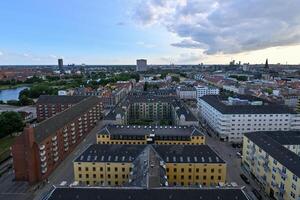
[202,124,270,200]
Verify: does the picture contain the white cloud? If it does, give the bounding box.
[136,41,156,48]
[133,0,300,54]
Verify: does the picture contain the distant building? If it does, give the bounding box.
[242,131,300,200]
[176,86,197,100]
[195,85,219,109]
[199,95,300,143]
[58,58,63,72]
[136,59,147,71]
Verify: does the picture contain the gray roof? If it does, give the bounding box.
[34,96,100,143]
[99,125,203,137]
[46,187,250,200]
[200,95,296,114]
[104,93,197,122]
[74,144,225,164]
[36,95,87,104]
[129,145,167,188]
[244,131,300,178]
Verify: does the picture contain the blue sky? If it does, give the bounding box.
[1,0,300,65]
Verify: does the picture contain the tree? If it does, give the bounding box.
[0,112,24,138]
[171,76,180,83]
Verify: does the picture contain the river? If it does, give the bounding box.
[0,86,29,102]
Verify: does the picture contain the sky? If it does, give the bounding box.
[0,0,300,65]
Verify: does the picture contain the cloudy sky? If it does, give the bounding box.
[0,0,300,65]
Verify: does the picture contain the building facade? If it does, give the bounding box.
[242,131,300,200]
[195,86,219,109]
[176,86,197,100]
[12,97,103,184]
[136,59,147,71]
[73,144,226,187]
[199,95,300,143]
[104,93,198,127]
[36,95,87,122]
[97,125,205,145]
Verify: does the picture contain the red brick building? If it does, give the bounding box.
[36,95,88,122]
[12,96,103,184]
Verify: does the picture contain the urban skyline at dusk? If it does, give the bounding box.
[1,0,300,65]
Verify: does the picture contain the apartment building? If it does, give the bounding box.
[73,144,226,187]
[36,95,87,122]
[11,96,102,184]
[97,125,205,145]
[195,85,219,109]
[242,131,300,200]
[176,86,197,100]
[104,93,198,126]
[199,95,300,143]
[44,187,251,200]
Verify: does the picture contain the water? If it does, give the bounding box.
[0,86,29,102]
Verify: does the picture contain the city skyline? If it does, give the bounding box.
[1,0,300,65]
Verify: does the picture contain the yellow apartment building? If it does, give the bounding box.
[74,144,226,187]
[242,131,300,200]
[97,125,205,145]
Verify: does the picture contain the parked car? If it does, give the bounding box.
[240,174,250,184]
[252,189,263,200]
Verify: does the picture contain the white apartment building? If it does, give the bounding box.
[176,86,197,100]
[199,95,300,143]
[195,86,219,108]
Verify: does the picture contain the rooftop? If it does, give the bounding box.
[201,95,295,114]
[74,144,225,164]
[34,96,100,143]
[46,187,250,200]
[99,125,203,137]
[36,95,87,104]
[244,131,300,178]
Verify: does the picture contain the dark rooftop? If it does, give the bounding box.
[74,144,225,164]
[34,96,100,143]
[244,131,300,178]
[36,95,87,104]
[46,187,250,200]
[99,125,203,137]
[200,95,296,114]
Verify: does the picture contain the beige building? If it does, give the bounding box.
[242,131,300,200]
[74,144,226,187]
[97,125,205,145]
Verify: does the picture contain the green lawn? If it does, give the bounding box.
[0,136,15,162]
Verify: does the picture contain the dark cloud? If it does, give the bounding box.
[133,0,300,54]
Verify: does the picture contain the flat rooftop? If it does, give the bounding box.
[201,95,295,114]
[36,95,87,104]
[45,187,250,200]
[74,144,225,164]
[244,131,300,178]
[99,125,203,137]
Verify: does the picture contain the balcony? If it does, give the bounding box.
[71,127,75,132]
[54,156,59,162]
[52,136,57,141]
[40,155,46,162]
[72,136,76,140]
[71,131,75,136]
[39,145,45,151]
[41,167,48,174]
[40,149,46,156]
[63,128,68,133]
[52,146,58,152]
[53,151,58,157]
[41,161,47,168]
[277,168,287,179]
[64,142,69,147]
[63,132,68,137]
[52,141,58,146]
[64,147,69,152]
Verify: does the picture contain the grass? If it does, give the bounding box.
[0,136,15,162]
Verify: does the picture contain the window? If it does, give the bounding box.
[211,176,214,180]
[78,167,81,171]
[203,168,207,172]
